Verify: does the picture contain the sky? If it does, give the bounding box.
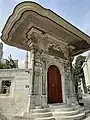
[0,0,90,67]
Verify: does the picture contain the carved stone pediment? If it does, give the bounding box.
[46,42,63,52]
[45,42,67,59]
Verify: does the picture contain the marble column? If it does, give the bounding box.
[42,58,46,95]
[68,46,78,105]
[31,49,35,95]
[41,58,48,108]
[29,49,35,109]
[29,48,43,109]
[65,46,78,105]
[64,63,71,104]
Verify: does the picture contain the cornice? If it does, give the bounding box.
[1,1,90,44]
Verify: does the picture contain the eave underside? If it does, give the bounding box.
[1,2,90,56]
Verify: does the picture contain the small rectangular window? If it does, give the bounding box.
[0,80,11,95]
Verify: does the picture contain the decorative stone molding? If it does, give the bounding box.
[35,49,44,60]
[45,42,63,52]
[44,54,64,75]
[42,53,66,103]
[64,63,71,98]
[44,41,69,60]
[30,48,44,97]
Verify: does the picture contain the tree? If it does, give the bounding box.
[73,55,87,101]
[0,54,17,69]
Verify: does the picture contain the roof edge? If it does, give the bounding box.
[1,1,90,43]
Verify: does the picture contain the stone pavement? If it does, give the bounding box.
[83,94,90,120]
[84,113,90,120]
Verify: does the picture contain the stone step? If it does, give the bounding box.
[49,104,81,112]
[53,109,80,116]
[50,106,75,112]
[79,106,90,114]
[12,116,29,120]
[30,108,50,113]
[49,103,68,108]
[56,112,86,120]
[35,116,55,120]
[35,106,43,109]
[31,112,53,118]
[49,104,76,111]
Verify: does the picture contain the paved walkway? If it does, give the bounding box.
[83,94,90,120]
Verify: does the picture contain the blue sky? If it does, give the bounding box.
[0,0,90,61]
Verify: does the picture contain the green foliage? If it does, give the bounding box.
[0,54,17,69]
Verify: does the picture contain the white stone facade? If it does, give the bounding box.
[0,69,30,119]
[83,53,90,92]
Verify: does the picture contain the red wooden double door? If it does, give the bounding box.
[47,65,63,103]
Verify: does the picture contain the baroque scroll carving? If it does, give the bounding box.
[45,42,63,52]
[45,42,66,59]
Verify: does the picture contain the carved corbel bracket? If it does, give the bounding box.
[23,27,43,49]
[22,33,36,49]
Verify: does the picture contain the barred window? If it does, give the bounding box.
[0,80,11,95]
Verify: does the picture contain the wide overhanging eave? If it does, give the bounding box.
[1,1,90,56]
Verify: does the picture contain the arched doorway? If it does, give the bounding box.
[47,65,63,103]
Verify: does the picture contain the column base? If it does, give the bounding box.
[29,95,43,109]
[66,94,78,105]
[41,95,48,108]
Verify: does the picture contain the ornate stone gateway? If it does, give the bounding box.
[1,1,90,120]
[47,65,62,103]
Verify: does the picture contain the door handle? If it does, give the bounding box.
[52,84,54,87]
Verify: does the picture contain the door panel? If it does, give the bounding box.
[47,65,62,103]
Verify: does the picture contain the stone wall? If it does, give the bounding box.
[83,61,90,87]
[0,69,30,119]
